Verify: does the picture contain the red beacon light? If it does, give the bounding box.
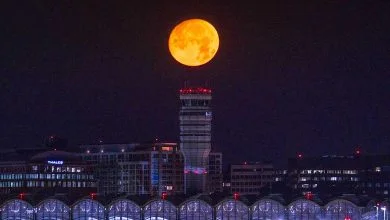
[297,153,303,159]
[233,192,240,200]
[90,193,97,200]
[19,193,25,200]
[355,146,362,155]
[161,192,167,200]
[305,192,313,200]
[179,87,212,95]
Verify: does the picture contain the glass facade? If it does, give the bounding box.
[324,199,361,220]
[0,197,378,219]
[287,199,322,220]
[72,199,105,220]
[143,200,176,220]
[251,199,286,220]
[216,199,249,220]
[1,199,34,220]
[0,160,96,195]
[108,199,141,220]
[36,199,70,220]
[179,199,213,220]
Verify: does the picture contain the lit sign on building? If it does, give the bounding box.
[47,160,64,165]
[161,146,173,151]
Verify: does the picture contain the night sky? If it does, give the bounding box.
[1,1,390,166]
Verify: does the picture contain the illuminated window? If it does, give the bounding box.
[302,184,310,188]
[161,146,173,151]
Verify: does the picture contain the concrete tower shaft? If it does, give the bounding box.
[179,87,212,194]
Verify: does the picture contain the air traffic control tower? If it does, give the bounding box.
[179,87,212,194]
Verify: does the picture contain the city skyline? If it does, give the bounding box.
[1,2,390,166]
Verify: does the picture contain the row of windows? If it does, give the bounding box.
[83,153,181,162]
[231,187,263,193]
[300,169,358,174]
[361,182,390,187]
[232,168,273,172]
[180,111,211,116]
[232,175,273,179]
[298,176,359,182]
[181,99,210,107]
[33,165,84,173]
[231,182,269,187]
[0,181,95,188]
[0,173,93,181]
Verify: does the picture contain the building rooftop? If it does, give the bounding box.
[30,150,81,163]
[179,87,212,95]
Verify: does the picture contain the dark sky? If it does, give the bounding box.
[1,1,390,166]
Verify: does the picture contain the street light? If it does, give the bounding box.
[375,205,379,220]
[381,206,386,220]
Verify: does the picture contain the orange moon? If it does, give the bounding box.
[168,19,219,67]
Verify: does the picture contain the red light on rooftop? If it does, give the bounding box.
[298,153,303,159]
[305,192,313,200]
[90,193,97,200]
[355,149,360,154]
[344,216,351,220]
[233,192,240,200]
[161,192,167,200]
[19,193,25,200]
[355,145,362,155]
[179,87,212,94]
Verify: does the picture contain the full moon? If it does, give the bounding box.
[168,19,219,67]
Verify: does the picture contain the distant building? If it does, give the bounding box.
[274,169,288,183]
[0,150,96,195]
[208,152,223,193]
[179,87,212,194]
[80,143,184,196]
[288,153,390,198]
[230,162,274,195]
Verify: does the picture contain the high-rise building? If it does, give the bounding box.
[80,143,184,196]
[179,87,212,194]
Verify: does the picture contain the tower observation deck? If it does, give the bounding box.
[179,87,212,194]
